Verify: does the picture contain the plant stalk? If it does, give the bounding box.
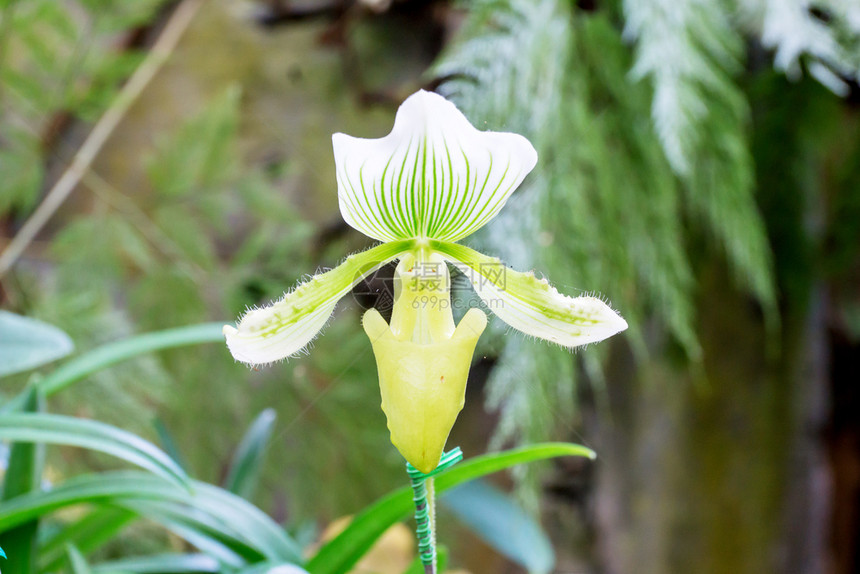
[406,447,463,574]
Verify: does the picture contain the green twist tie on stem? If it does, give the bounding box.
[406,447,463,573]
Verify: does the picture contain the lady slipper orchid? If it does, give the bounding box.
[224,90,627,472]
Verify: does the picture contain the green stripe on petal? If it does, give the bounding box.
[431,241,628,348]
[224,241,413,365]
[332,90,537,243]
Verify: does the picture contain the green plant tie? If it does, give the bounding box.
[406,447,463,573]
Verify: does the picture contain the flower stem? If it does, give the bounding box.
[409,472,434,572]
[406,447,463,574]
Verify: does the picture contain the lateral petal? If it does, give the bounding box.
[432,241,628,348]
[224,241,413,365]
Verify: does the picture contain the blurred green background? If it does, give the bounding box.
[1,0,859,572]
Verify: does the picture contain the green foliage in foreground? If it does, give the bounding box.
[0,313,73,378]
[0,313,587,573]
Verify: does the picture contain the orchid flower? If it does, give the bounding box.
[224,90,627,472]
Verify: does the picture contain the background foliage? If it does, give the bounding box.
[2,0,860,572]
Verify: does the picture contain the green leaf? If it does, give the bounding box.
[90,553,218,574]
[0,388,45,574]
[65,544,92,574]
[118,506,246,567]
[158,527,243,568]
[0,472,303,565]
[38,508,136,573]
[234,563,309,574]
[0,414,189,489]
[147,481,300,563]
[2,323,224,413]
[152,419,188,473]
[0,311,74,377]
[441,479,554,573]
[118,499,259,564]
[306,443,594,574]
[223,409,276,500]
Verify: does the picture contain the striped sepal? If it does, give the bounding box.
[332,90,537,243]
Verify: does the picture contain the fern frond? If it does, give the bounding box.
[435,0,583,452]
[737,0,860,94]
[0,0,168,216]
[434,0,779,450]
[623,0,742,176]
[624,0,777,320]
[435,0,696,453]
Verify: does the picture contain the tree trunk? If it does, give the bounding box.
[588,264,831,574]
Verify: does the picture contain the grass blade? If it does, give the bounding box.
[0,472,302,565]
[0,312,74,378]
[119,499,262,564]
[65,544,92,574]
[305,443,594,574]
[151,519,245,568]
[90,553,219,574]
[441,480,554,573]
[152,418,188,472]
[235,563,309,574]
[2,323,224,412]
[223,409,276,500]
[0,414,189,489]
[0,388,44,574]
[38,508,136,573]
